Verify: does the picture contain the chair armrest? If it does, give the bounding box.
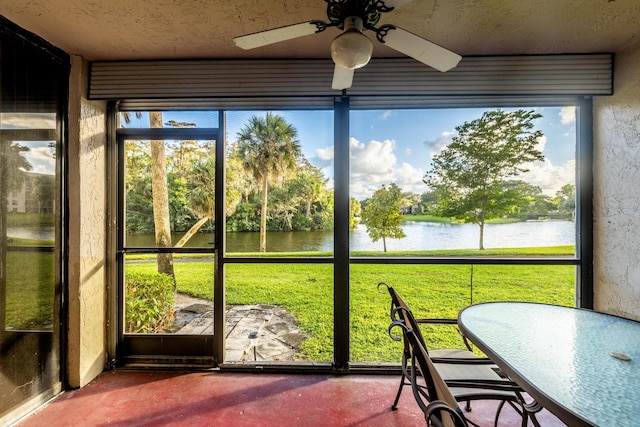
[431,357,493,364]
[424,400,469,427]
[415,318,457,325]
[415,318,475,352]
[444,378,524,393]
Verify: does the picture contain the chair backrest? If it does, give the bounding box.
[380,282,429,348]
[391,315,467,427]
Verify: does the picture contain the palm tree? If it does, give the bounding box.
[236,113,301,252]
[173,156,241,248]
[123,111,174,277]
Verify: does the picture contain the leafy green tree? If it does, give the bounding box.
[511,181,555,218]
[424,109,545,250]
[349,197,361,230]
[2,143,33,192]
[173,157,215,247]
[235,113,301,252]
[288,159,326,217]
[554,184,576,218]
[361,183,406,252]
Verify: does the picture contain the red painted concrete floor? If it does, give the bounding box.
[16,371,566,426]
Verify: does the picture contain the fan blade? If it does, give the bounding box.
[378,0,415,10]
[380,26,461,72]
[234,22,321,50]
[332,65,354,90]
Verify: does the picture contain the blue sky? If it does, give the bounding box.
[6,106,576,202]
[226,107,576,200]
[2,113,57,175]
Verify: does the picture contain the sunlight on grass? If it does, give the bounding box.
[5,251,55,329]
[125,246,575,363]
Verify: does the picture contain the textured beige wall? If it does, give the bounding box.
[67,56,108,387]
[593,41,640,320]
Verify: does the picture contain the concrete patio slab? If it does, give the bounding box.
[173,293,308,362]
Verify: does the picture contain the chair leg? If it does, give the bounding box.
[494,400,507,427]
[391,373,406,410]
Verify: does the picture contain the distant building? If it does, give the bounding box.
[400,204,425,215]
[7,171,55,214]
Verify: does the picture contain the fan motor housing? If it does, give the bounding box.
[326,0,384,30]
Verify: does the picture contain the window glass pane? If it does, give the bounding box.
[0,34,63,414]
[3,138,56,329]
[350,264,471,363]
[123,254,214,335]
[350,263,576,363]
[4,140,56,245]
[225,111,334,255]
[349,107,577,255]
[5,249,55,330]
[225,263,333,363]
[471,264,575,305]
[3,140,56,330]
[0,113,56,129]
[124,138,216,248]
[119,111,219,128]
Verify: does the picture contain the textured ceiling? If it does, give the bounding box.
[2,0,640,61]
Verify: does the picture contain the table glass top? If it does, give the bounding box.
[459,302,640,426]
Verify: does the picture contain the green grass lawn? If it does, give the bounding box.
[127,247,575,363]
[5,250,55,330]
[7,239,575,362]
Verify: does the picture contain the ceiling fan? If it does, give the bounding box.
[233,0,461,90]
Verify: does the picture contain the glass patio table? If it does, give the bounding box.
[458,302,640,427]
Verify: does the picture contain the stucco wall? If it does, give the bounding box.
[67,56,108,387]
[593,41,640,320]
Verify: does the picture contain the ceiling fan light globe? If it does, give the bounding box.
[330,30,373,69]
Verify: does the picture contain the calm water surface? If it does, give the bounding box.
[9,220,574,252]
[121,220,575,252]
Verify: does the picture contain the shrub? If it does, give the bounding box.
[291,212,313,230]
[125,271,176,333]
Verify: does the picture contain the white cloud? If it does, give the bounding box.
[23,146,56,175]
[521,158,575,195]
[0,113,56,129]
[395,162,426,194]
[328,131,572,201]
[311,145,335,189]
[535,134,547,153]
[350,137,397,199]
[316,146,334,160]
[348,137,429,199]
[424,131,455,158]
[350,137,396,175]
[315,145,334,162]
[378,110,394,120]
[559,106,576,124]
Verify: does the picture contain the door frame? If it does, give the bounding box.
[112,115,224,366]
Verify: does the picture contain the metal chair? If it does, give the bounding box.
[390,318,469,427]
[381,283,540,427]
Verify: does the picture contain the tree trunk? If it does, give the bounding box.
[306,198,312,217]
[173,216,211,248]
[260,177,269,252]
[383,236,387,253]
[478,222,485,250]
[149,111,174,278]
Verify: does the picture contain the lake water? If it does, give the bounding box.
[122,220,575,252]
[9,220,575,252]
